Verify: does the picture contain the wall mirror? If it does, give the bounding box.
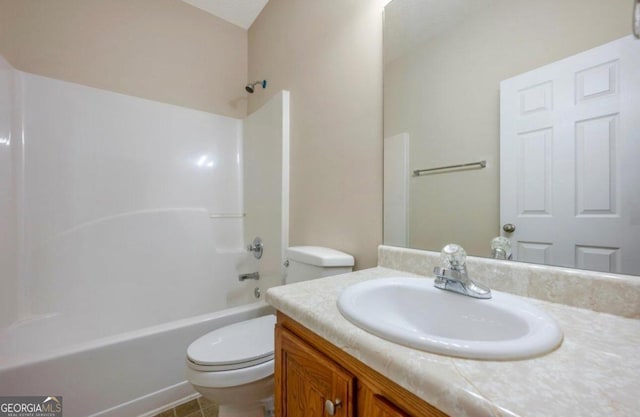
[383,0,640,275]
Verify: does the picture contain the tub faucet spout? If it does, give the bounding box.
[239,272,260,282]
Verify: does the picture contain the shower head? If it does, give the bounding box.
[245,80,267,94]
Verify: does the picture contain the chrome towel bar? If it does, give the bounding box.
[412,160,486,177]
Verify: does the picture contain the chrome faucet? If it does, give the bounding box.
[433,244,491,299]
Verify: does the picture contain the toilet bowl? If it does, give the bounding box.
[185,246,354,417]
[186,315,276,417]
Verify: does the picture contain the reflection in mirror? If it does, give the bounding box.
[383,0,640,275]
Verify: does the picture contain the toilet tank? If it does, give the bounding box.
[285,246,355,284]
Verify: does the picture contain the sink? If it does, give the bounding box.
[337,277,563,360]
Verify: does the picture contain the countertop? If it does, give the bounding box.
[266,266,640,417]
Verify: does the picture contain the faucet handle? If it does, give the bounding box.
[491,236,512,260]
[441,244,466,269]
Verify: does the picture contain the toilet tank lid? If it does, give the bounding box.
[287,246,355,267]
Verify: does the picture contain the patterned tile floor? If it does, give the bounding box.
[153,396,218,417]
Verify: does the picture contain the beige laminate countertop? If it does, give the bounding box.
[266,267,640,417]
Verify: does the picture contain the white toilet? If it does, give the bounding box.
[185,246,354,417]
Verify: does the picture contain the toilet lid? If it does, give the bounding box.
[187,315,276,369]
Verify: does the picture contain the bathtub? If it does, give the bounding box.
[0,301,273,417]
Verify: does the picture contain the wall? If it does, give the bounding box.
[0,0,248,118]
[247,0,384,269]
[384,0,631,256]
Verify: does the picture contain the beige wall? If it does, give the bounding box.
[0,0,248,118]
[248,0,384,270]
[384,0,631,257]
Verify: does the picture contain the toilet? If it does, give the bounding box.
[185,246,354,417]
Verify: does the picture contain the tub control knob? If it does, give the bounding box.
[247,237,263,259]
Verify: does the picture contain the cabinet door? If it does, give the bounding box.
[276,325,354,417]
[358,383,412,417]
[358,378,447,417]
[368,395,411,417]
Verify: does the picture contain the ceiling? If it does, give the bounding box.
[181,0,269,29]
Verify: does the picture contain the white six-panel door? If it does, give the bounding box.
[500,36,640,275]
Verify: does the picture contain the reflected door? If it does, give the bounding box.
[500,36,640,274]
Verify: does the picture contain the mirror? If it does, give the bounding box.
[383,0,640,275]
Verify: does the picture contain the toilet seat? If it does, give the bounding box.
[186,357,274,388]
[187,353,273,372]
[186,314,276,388]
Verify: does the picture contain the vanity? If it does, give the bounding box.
[267,245,640,417]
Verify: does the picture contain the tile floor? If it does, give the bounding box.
[153,396,218,417]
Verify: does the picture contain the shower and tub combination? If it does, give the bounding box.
[0,54,290,417]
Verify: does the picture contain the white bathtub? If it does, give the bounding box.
[0,301,273,417]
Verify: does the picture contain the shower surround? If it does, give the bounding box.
[0,56,275,416]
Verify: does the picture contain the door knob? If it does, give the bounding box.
[325,399,342,416]
[502,223,516,233]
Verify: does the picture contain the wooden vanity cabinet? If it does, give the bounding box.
[276,323,354,417]
[275,313,448,417]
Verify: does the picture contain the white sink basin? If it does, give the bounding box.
[337,277,563,360]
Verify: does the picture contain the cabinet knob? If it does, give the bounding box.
[325,399,342,416]
[502,223,516,233]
